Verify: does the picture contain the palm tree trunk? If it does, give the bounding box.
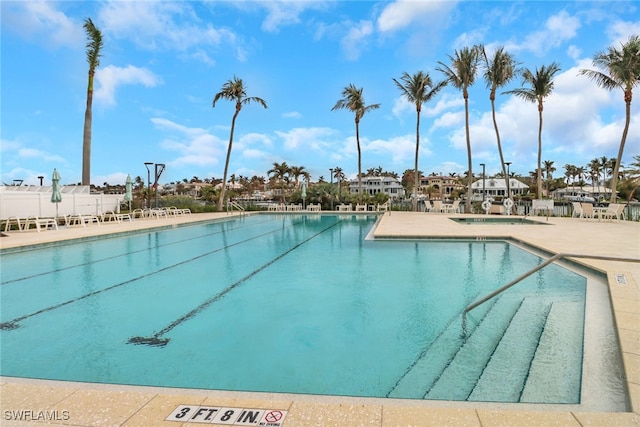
[491,98,509,200]
[218,108,239,211]
[609,99,631,202]
[464,94,472,213]
[356,120,362,203]
[82,74,94,186]
[413,110,421,211]
[537,104,543,198]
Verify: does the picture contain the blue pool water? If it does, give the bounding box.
[0,214,588,402]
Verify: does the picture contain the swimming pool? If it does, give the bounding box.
[0,214,626,408]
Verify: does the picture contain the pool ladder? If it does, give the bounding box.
[227,200,245,215]
[462,253,640,335]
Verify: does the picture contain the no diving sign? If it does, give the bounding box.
[166,405,287,426]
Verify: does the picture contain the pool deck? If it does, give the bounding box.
[1,211,639,426]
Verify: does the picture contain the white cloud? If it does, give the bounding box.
[607,19,640,46]
[275,127,337,150]
[519,10,581,56]
[151,117,223,168]
[341,20,373,61]
[283,111,302,119]
[98,1,240,62]
[1,1,82,47]
[260,1,330,32]
[364,134,425,165]
[95,65,162,107]
[17,147,65,163]
[377,0,457,33]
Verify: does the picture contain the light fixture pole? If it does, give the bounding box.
[144,162,153,209]
[480,163,486,203]
[329,168,334,210]
[504,161,512,199]
[154,163,166,208]
[38,176,44,186]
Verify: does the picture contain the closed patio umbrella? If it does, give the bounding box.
[124,174,133,211]
[51,168,62,218]
[301,181,307,209]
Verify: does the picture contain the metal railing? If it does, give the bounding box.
[462,253,640,334]
[226,200,245,215]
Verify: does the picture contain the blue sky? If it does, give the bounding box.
[2,1,639,187]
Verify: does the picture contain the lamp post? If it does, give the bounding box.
[144,162,153,208]
[37,176,44,186]
[504,161,512,199]
[480,163,486,202]
[154,163,166,208]
[329,168,334,210]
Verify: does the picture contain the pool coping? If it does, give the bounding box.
[1,211,639,426]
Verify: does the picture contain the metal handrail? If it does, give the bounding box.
[462,253,640,334]
[226,200,245,215]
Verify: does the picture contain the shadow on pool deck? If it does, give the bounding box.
[1,211,639,426]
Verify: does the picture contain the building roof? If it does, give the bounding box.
[471,178,528,190]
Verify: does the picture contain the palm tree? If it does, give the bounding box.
[543,160,556,195]
[481,46,518,200]
[267,161,290,201]
[81,18,103,186]
[437,46,482,212]
[289,165,307,187]
[580,35,640,202]
[331,84,380,202]
[393,71,447,211]
[504,62,561,198]
[212,76,267,210]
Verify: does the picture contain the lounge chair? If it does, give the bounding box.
[580,203,595,219]
[598,203,626,221]
[424,201,433,213]
[131,209,145,219]
[3,216,25,232]
[24,216,58,232]
[432,200,444,213]
[376,201,389,211]
[444,200,461,214]
[571,202,584,218]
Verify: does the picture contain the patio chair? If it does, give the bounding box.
[571,202,584,218]
[598,203,626,221]
[444,200,461,214]
[580,202,595,219]
[432,200,444,213]
[24,216,58,232]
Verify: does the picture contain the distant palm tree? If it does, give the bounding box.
[580,35,640,202]
[393,71,447,211]
[481,46,518,200]
[504,62,561,198]
[81,18,103,186]
[437,46,481,212]
[331,84,380,203]
[543,160,556,195]
[289,165,307,187]
[268,161,290,200]
[213,76,267,210]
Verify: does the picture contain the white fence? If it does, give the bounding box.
[0,186,124,219]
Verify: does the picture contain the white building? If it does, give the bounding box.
[552,186,613,202]
[348,176,405,199]
[471,178,529,201]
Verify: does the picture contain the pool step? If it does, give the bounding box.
[520,301,584,404]
[424,296,529,400]
[387,296,518,399]
[467,298,551,402]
